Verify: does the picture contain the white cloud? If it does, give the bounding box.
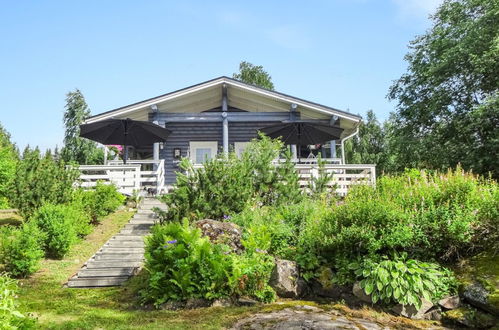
[392,0,444,20]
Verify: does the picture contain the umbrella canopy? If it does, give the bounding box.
[259,121,343,146]
[80,118,171,163]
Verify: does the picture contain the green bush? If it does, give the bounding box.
[9,147,78,218]
[0,223,44,277]
[0,123,17,210]
[142,220,275,306]
[71,182,124,223]
[32,203,91,258]
[296,168,498,281]
[158,135,302,223]
[0,274,36,329]
[350,254,457,309]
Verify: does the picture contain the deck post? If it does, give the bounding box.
[290,103,298,159]
[151,105,160,170]
[222,84,229,154]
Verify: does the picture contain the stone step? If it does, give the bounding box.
[85,260,143,269]
[93,253,144,261]
[99,247,145,254]
[132,213,157,219]
[67,276,130,288]
[105,241,144,248]
[78,267,136,278]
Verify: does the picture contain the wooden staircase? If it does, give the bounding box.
[66,198,166,288]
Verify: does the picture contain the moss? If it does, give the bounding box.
[443,306,497,328]
[455,252,499,310]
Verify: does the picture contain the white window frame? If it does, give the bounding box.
[234,142,250,157]
[189,141,218,164]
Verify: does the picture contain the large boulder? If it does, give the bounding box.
[269,259,306,298]
[391,298,434,319]
[194,219,244,253]
[462,282,499,316]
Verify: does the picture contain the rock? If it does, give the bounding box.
[237,297,258,306]
[422,307,442,321]
[443,306,497,328]
[391,298,433,319]
[211,298,235,307]
[185,298,211,309]
[269,259,302,298]
[194,219,244,253]
[463,282,499,316]
[438,295,460,310]
[159,300,186,310]
[352,281,372,304]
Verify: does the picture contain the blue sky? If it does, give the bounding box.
[0,0,442,151]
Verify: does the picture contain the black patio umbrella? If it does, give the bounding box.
[79,118,171,164]
[259,121,343,146]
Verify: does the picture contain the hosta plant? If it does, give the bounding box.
[350,254,457,309]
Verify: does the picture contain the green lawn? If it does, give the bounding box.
[17,210,439,329]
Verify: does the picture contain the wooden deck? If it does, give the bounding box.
[66,198,166,288]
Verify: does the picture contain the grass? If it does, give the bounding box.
[17,209,445,330]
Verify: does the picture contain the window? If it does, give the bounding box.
[189,141,218,164]
[234,142,250,157]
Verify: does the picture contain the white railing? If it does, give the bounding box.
[75,159,165,195]
[295,164,376,196]
[190,161,376,196]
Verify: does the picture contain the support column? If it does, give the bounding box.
[151,105,160,170]
[330,140,337,159]
[290,103,298,160]
[222,84,229,154]
[103,146,108,165]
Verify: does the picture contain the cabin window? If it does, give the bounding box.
[189,141,218,164]
[234,142,250,157]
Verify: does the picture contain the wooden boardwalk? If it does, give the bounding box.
[66,198,166,288]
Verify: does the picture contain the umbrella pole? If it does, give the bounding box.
[124,146,128,165]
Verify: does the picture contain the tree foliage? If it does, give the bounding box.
[388,0,499,178]
[9,147,78,218]
[233,61,275,90]
[345,110,393,175]
[0,123,18,209]
[61,89,103,165]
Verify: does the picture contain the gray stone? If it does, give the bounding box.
[463,282,499,316]
[211,298,234,307]
[237,297,258,306]
[422,307,442,321]
[160,300,186,310]
[391,298,433,319]
[194,219,244,253]
[269,259,301,298]
[438,295,460,310]
[352,281,372,304]
[184,298,211,309]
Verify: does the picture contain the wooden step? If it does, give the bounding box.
[105,241,144,248]
[93,253,144,261]
[67,276,130,288]
[99,247,145,254]
[78,268,136,278]
[111,235,146,241]
[85,260,143,269]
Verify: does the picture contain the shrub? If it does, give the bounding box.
[32,203,91,258]
[0,274,36,328]
[9,147,78,218]
[142,220,275,306]
[350,254,457,309]
[158,136,302,223]
[0,223,44,277]
[71,182,124,223]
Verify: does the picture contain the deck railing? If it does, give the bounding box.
[74,159,165,195]
[192,160,375,196]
